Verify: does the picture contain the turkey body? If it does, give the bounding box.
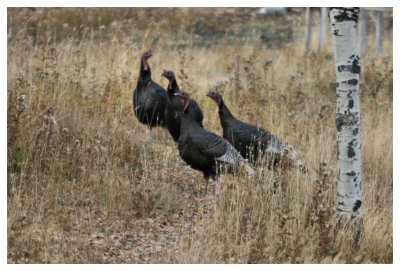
[221,114,286,164]
[176,92,252,194]
[178,123,245,179]
[133,81,167,128]
[207,91,292,166]
[133,51,167,128]
[162,70,203,142]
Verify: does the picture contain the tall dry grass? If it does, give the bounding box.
[7,8,392,263]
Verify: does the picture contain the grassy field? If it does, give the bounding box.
[7,8,392,263]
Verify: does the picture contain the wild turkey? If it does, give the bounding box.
[161,69,203,142]
[133,50,167,128]
[175,92,254,195]
[206,91,303,170]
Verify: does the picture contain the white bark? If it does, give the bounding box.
[375,11,384,52]
[305,7,312,54]
[357,9,367,56]
[329,8,362,219]
[318,8,328,52]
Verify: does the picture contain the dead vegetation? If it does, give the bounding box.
[7,8,392,263]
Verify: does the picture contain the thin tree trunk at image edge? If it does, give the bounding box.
[329,7,363,240]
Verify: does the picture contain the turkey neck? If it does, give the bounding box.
[137,58,152,89]
[180,110,200,135]
[167,79,180,95]
[218,99,236,127]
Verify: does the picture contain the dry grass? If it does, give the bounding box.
[7,8,392,263]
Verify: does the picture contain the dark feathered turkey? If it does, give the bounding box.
[161,70,203,142]
[175,92,254,195]
[133,50,167,128]
[206,91,301,169]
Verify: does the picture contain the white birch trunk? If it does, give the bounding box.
[375,11,384,52]
[305,7,312,54]
[329,8,362,220]
[358,9,367,56]
[318,8,328,52]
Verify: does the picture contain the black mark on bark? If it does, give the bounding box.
[347,79,358,85]
[348,146,356,158]
[337,79,358,87]
[336,112,359,132]
[352,56,361,74]
[330,8,360,23]
[353,128,359,136]
[337,64,359,73]
[348,99,354,108]
[338,63,360,74]
[348,139,356,158]
[353,200,362,212]
[333,29,342,36]
[347,171,356,176]
[338,56,360,74]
